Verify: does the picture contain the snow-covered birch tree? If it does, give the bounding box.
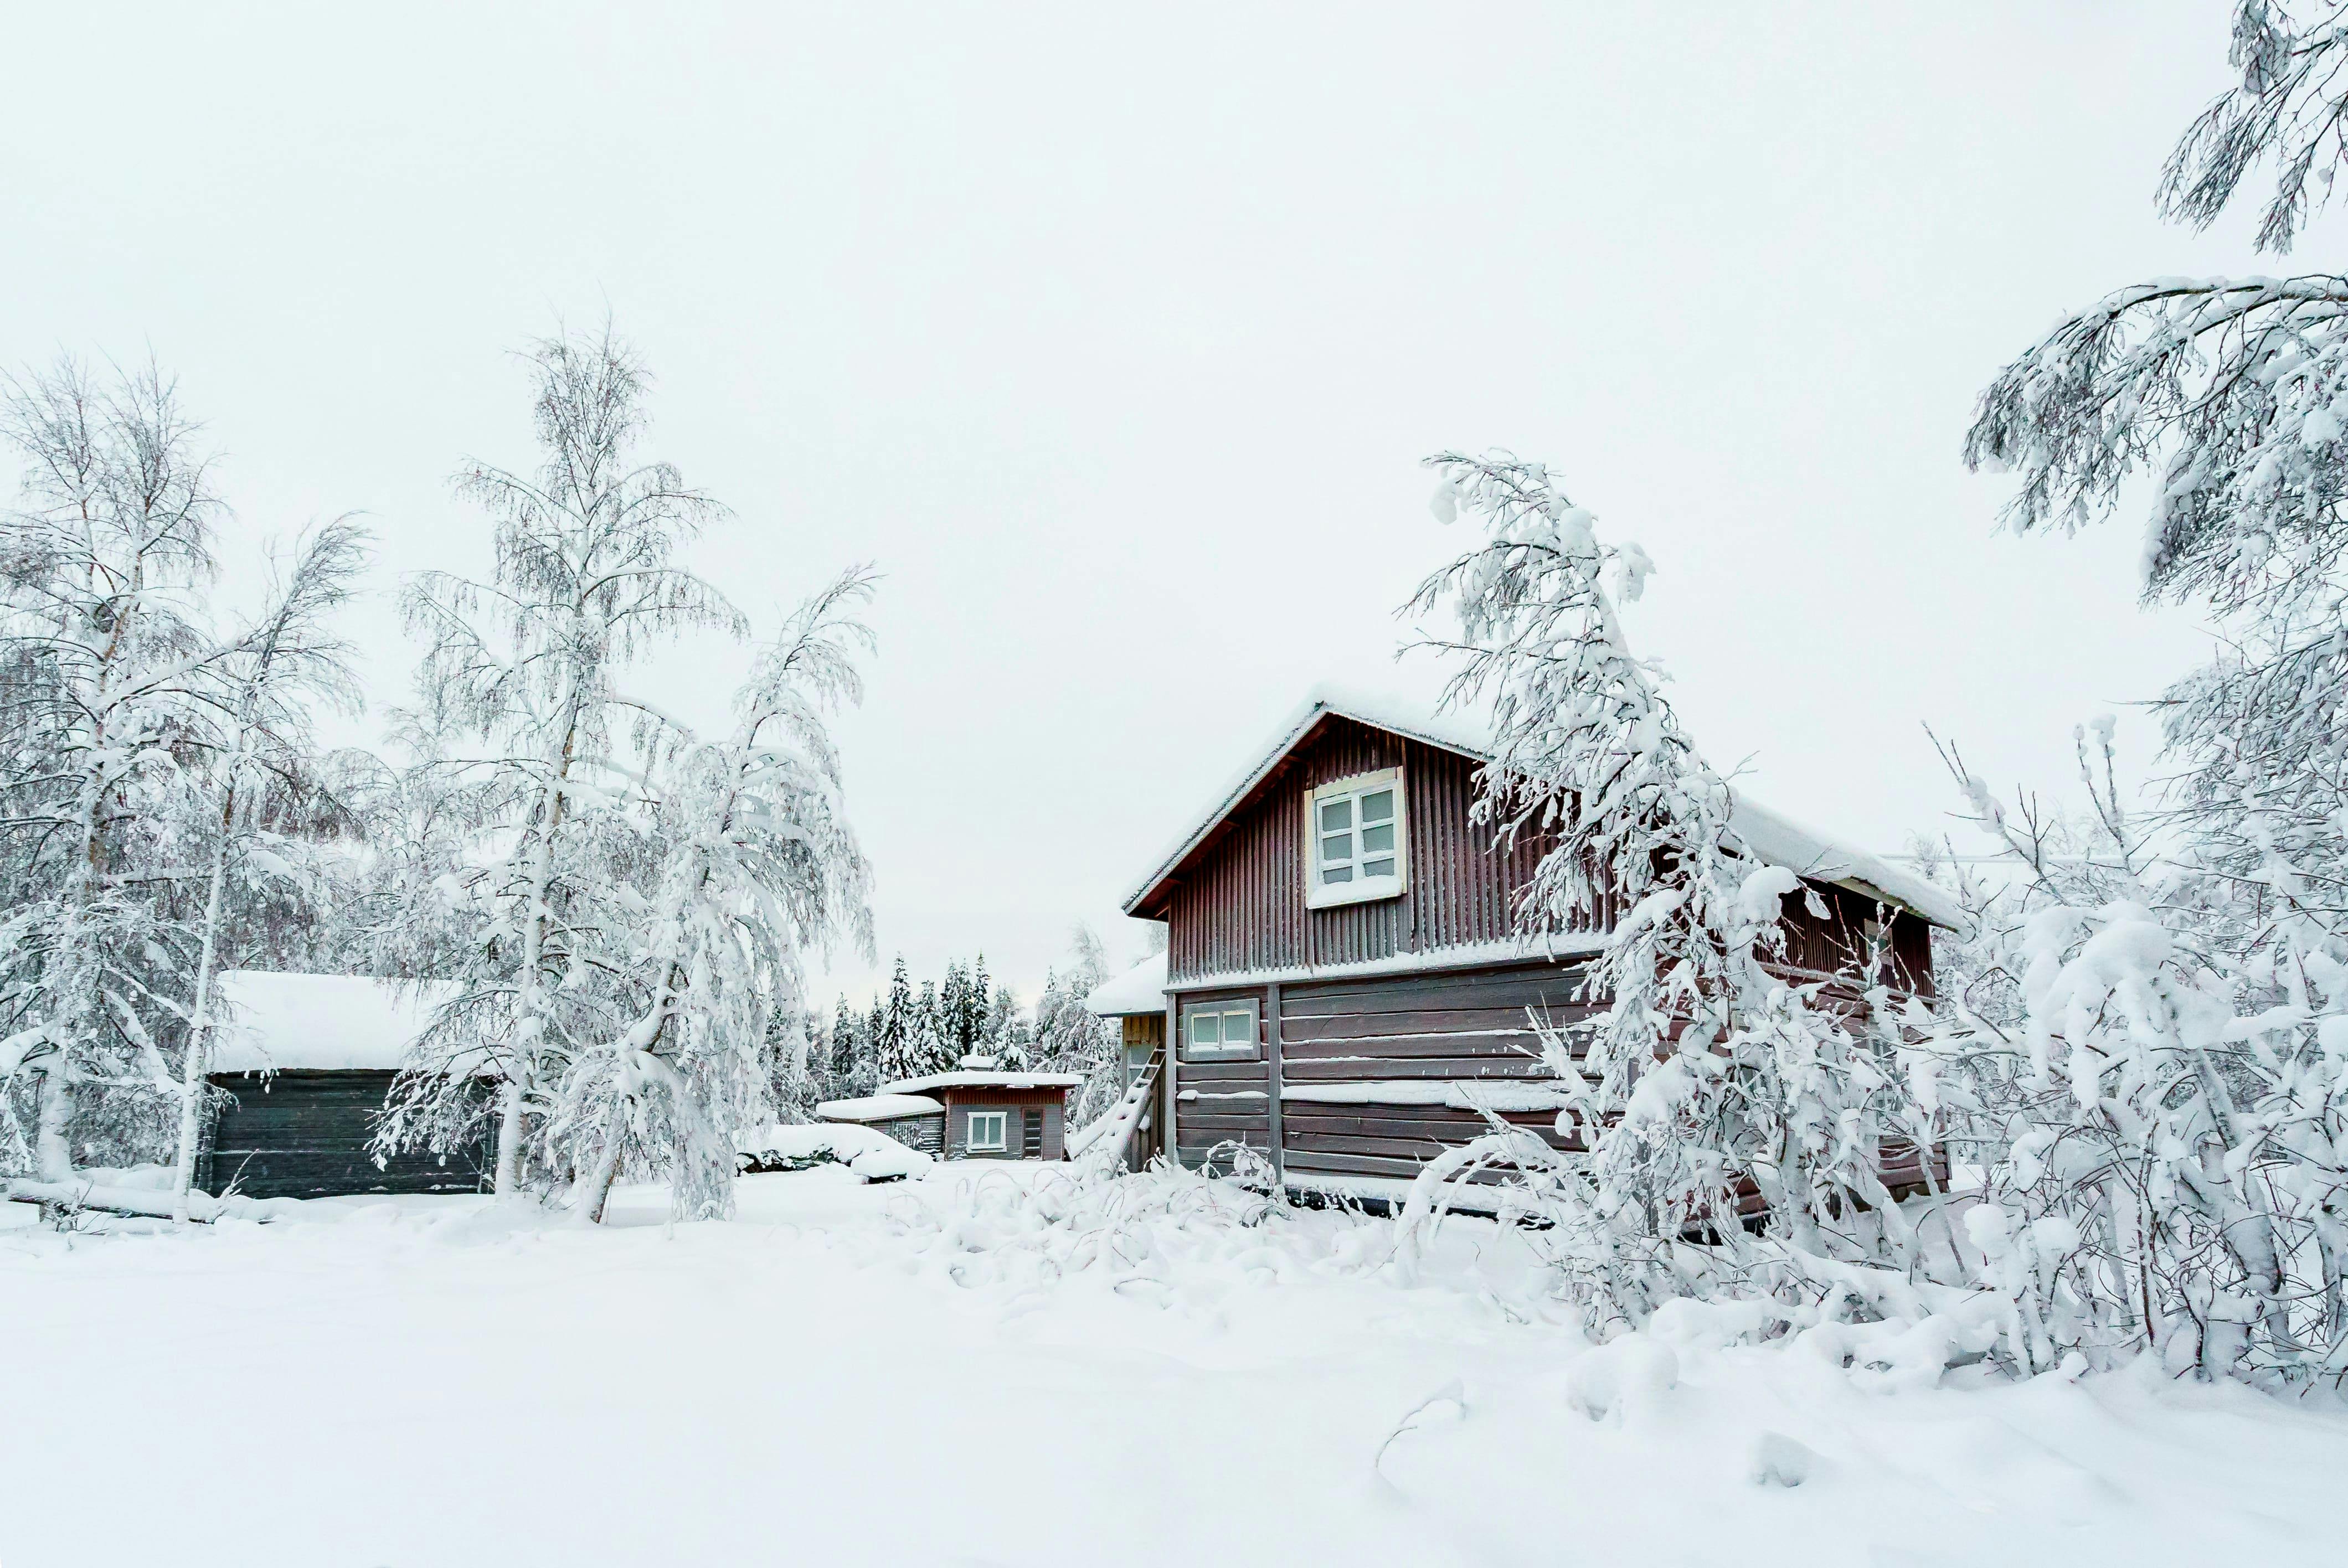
[562,570,876,1223]
[0,359,229,1178]
[380,323,746,1198]
[166,518,368,1220]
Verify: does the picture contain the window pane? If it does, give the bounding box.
[1322,864,1353,883]
[1320,831,1352,863]
[1191,1011,1222,1046]
[1363,857,1396,877]
[1222,1010,1252,1047]
[1361,788,1394,823]
[1320,799,1352,832]
[1361,823,1394,854]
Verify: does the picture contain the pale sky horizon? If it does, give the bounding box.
[4,3,2301,1006]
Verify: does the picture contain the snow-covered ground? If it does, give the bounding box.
[4,1167,2344,1566]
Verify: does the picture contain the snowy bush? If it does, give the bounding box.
[1908,2,2348,1384]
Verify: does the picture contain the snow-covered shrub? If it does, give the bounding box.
[1922,2,2348,1384]
[1914,734,2348,1382]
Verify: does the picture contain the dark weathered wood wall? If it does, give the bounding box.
[200,1071,492,1199]
[869,1112,944,1156]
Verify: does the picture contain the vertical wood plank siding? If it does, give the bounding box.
[1167,720,1575,983]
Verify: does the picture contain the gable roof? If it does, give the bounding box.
[1121,683,1964,930]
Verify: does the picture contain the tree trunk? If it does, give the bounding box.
[32,1058,75,1183]
[171,826,233,1224]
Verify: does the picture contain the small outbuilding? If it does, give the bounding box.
[867,1060,1084,1160]
[198,971,491,1200]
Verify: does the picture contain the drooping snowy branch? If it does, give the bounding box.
[1402,452,1934,1325]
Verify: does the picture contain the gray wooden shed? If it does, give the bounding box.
[195,972,492,1200]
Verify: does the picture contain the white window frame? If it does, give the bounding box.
[966,1110,1008,1153]
[1305,767,1407,909]
[1182,999,1259,1062]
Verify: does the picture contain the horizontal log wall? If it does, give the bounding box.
[1171,988,1272,1170]
[1273,962,1592,1183]
[201,1071,492,1199]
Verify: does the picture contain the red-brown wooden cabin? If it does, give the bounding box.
[1085,687,1956,1208]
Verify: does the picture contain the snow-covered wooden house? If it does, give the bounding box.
[198,971,491,1200]
[1085,687,1959,1206]
[823,1061,1085,1161]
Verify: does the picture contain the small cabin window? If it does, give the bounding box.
[966,1110,1008,1152]
[1184,1000,1259,1061]
[1306,768,1407,909]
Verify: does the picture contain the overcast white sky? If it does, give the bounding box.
[3,3,2300,1004]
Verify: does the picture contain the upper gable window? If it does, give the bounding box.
[1306,767,1406,909]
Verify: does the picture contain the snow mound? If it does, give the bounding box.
[734,1123,935,1182]
[1564,1336,1680,1423]
[1747,1431,1815,1488]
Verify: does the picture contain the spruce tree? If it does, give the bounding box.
[877,956,916,1082]
[828,994,857,1094]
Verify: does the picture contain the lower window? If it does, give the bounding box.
[966,1110,1008,1152]
[1184,1000,1259,1061]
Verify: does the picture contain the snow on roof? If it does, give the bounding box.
[204,971,459,1074]
[815,1094,944,1122]
[1084,952,1168,1017]
[1120,683,1964,930]
[878,1070,1087,1095]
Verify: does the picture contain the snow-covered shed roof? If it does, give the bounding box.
[878,1070,1087,1095]
[815,1094,944,1123]
[205,971,459,1074]
[1121,683,1964,930]
[1084,952,1168,1018]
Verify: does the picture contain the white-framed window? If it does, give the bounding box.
[1306,767,1406,909]
[1183,1000,1259,1061]
[966,1110,1008,1152]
